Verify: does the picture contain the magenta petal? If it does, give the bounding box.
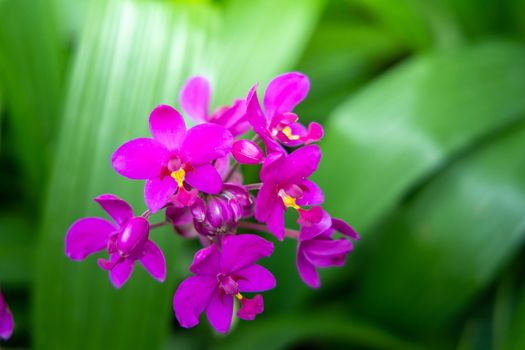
[221,234,274,273]
[65,218,115,260]
[213,99,251,136]
[246,83,266,124]
[300,210,332,242]
[214,155,231,179]
[260,151,285,182]
[112,138,169,180]
[140,240,166,282]
[303,242,351,268]
[267,203,285,240]
[149,105,187,151]
[264,72,309,119]
[94,194,133,226]
[179,76,210,123]
[145,176,177,212]
[297,248,320,288]
[301,122,324,144]
[185,164,223,194]
[296,180,324,206]
[232,139,264,164]
[174,276,216,328]
[190,244,221,276]
[0,292,14,341]
[245,83,284,153]
[254,183,275,223]
[181,124,233,165]
[237,294,264,321]
[109,258,134,288]
[236,264,276,292]
[281,144,321,184]
[205,292,234,334]
[332,218,359,240]
[303,238,353,259]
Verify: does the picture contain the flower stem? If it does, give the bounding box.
[238,221,299,239]
[224,162,239,182]
[244,183,262,191]
[150,220,168,229]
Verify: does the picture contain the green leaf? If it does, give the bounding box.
[0,0,65,200]
[0,213,33,286]
[316,40,525,232]
[215,313,426,350]
[355,122,525,333]
[296,15,405,121]
[34,0,322,349]
[213,0,323,104]
[502,272,525,350]
[347,0,434,50]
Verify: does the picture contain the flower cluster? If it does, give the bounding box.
[65,72,358,333]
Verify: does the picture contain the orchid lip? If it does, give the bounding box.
[170,168,186,188]
[281,126,300,140]
[217,273,239,295]
[278,189,300,210]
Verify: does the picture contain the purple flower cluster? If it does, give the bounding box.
[65,72,358,333]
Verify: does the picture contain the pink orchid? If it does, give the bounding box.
[246,72,323,151]
[255,144,324,239]
[65,72,359,334]
[112,104,233,212]
[297,209,359,288]
[180,76,251,136]
[173,234,275,333]
[65,194,166,288]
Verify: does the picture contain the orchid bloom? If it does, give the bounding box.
[65,194,166,288]
[256,144,324,239]
[174,234,275,333]
[247,72,323,151]
[297,209,359,288]
[180,76,251,136]
[112,104,233,212]
[0,290,13,341]
[65,72,359,334]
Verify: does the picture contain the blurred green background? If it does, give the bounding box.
[1,0,525,349]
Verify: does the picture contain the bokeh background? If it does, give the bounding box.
[2,0,525,349]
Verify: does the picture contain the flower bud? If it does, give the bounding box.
[166,206,199,238]
[190,185,255,236]
[232,139,264,164]
[223,184,254,217]
[116,217,149,258]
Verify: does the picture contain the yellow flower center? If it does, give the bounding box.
[170,168,186,188]
[235,292,243,300]
[282,126,300,140]
[278,189,300,210]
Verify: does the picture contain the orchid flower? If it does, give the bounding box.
[173,234,275,333]
[180,76,251,136]
[255,144,324,239]
[65,72,358,334]
[65,194,166,288]
[112,104,233,212]
[297,209,359,288]
[246,72,323,151]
